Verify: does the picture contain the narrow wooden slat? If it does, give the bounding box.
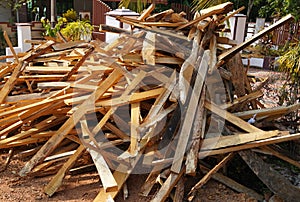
[44,145,86,196]
[19,69,123,177]
[80,120,118,192]
[171,50,209,174]
[199,133,300,158]
[204,101,263,133]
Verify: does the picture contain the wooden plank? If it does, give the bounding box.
[178,30,202,103]
[142,32,156,65]
[0,62,27,103]
[201,130,280,151]
[138,3,155,21]
[234,103,300,120]
[19,69,123,177]
[171,50,210,174]
[218,14,294,63]
[151,167,186,202]
[44,145,86,196]
[95,87,164,107]
[175,2,233,30]
[219,90,263,109]
[204,101,263,133]
[188,153,235,200]
[198,132,299,158]
[92,70,147,136]
[3,31,19,62]
[80,120,118,192]
[185,87,206,175]
[130,101,140,155]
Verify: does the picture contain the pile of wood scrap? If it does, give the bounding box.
[0,2,299,201]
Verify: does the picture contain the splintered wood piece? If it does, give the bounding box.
[95,87,164,107]
[61,46,94,81]
[219,6,245,24]
[142,32,156,65]
[19,69,123,177]
[138,3,155,21]
[93,153,143,201]
[204,101,263,133]
[44,145,86,196]
[130,100,140,155]
[201,130,280,151]
[218,14,294,63]
[80,120,118,192]
[185,87,206,175]
[171,50,210,174]
[151,167,185,202]
[199,165,264,201]
[140,22,185,27]
[198,132,299,158]
[239,150,300,202]
[0,65,14,79]
[3,31,19,62]
[176,2,233,30]
[219,90,263,109]
[92,70,147,135]
[208,34,217,74]
[140,70,176,127]
[225,53,246,97]
[146,9,174,22]
[0,62,27,103]
[99,24,131,34]
[179,31,202,103]
[188,153,235,200]
[233,103,300,120]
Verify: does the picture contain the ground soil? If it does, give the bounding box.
[0,67,294,202]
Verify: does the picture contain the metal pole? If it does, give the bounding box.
[50,0,55,27]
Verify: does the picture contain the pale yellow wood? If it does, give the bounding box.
[204,101,263,133]
[138,3,155,21]
[19,69,123,177]
[80,120,118,192]
[151,168,185,202]
[201,130,280,150]
[142,32,156,65]
[198,132,299,158]
[95,87,164,108]
[44,145,86,196]
[130,100,140,155]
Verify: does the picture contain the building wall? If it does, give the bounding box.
[0,7,12,22]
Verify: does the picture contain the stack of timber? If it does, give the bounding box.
[0,2,299,201]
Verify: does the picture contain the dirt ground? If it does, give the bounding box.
[0,67,291,202]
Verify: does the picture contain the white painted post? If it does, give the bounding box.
[16,23,32,52]
[229,13,247,45]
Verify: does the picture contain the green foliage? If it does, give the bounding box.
[191,0,227,12]
[62,8,78,22]
[60,20,94,41]
[0,0,26,11]
[277,42,300,82]
[41,17,67,37]
[119,0,148,13]
[258,0,300,21]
